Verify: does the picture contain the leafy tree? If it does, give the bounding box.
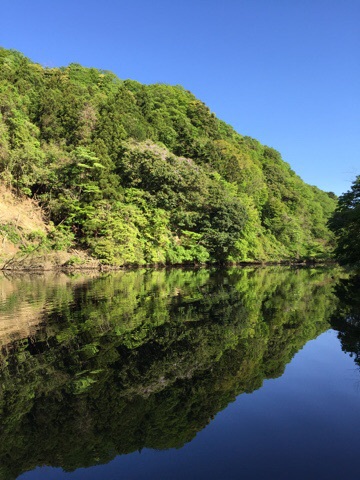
[328,176,360,267]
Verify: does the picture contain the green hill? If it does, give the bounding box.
[0,48,336,266]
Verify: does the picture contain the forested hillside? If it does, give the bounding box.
[0,48,336,266]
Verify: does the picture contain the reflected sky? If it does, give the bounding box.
[18,330,360,480]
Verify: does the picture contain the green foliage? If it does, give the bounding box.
[47,224,75,251]
[0,223,49,253]
[0,47,337,265]
[0,223,21,244]
[64,255,85,266]
[328,175,360,268]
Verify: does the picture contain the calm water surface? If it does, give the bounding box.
[0,267,359,480]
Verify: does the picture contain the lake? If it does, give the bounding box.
[0,266,359,480]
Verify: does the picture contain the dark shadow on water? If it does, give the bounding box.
[330,274,360,368]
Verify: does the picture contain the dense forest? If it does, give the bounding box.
[0,267,340,478]
[328,175,360,269]
[0,48,337,266]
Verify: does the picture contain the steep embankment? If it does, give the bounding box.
[0,48,336,268]
[0,183,48,265]
[0,184,98,269]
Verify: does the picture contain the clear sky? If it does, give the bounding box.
[1,0,359,195]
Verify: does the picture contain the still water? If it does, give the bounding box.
[0,267,359,480]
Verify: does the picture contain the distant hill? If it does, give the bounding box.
[0,48,336,267]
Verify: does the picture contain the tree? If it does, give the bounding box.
[328,175,360,267]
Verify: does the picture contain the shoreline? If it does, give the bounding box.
[0,254,336,273]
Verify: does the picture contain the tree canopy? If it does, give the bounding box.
[328,175,360,268]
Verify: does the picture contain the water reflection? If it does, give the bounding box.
[330,274,360,367]
[0,267,343,479]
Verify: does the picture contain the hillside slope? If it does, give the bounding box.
[0,48,336,266]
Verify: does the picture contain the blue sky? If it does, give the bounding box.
[1,0,359,195]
